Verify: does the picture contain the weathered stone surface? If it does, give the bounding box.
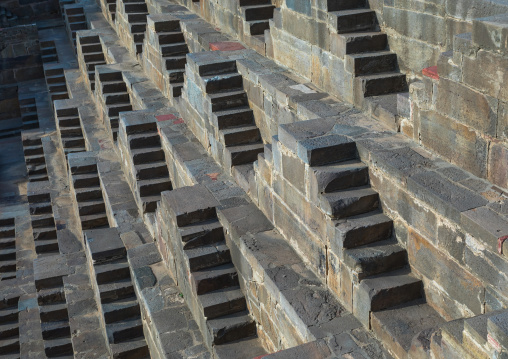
[84,227,126,263]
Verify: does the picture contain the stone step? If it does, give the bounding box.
[58,115,81,127]
[24,154,45,165]
[241,4,276,21]
[128,132,160,149]
[140,195,161,213]
[202,73,243,94]
[83,52,105,63]
[107,317,144,344]
[48,84,68,93]
[72,172,100,189]
[95,260,131,285]
[0,238,15,250]
[101,81,128,94]
[357,269,422,319]
[29,173,50,182]
[131,147,165,165]
[33,226,57,241]
[99,280,135,304]
[319,186,379,219]
[220,125,261,147]
[0,307,17,324]
[247,19,270,35]
[334,211,393,249]
[185,242,232,272]
[23,145,43,156]
[169,82,184,98]
[134,161,169,180]
[165,55,187,70]
[329,9,377,34]
[197,60,237,77]
[130,22,148,34]
[41,320,71,340]
[167,69,185,83]
[107,103,133,117]
[335,31,387,56]
[160,42,189,56]
[27,164,47,176]
[110,338,149,359]
[209,89,248,112]
[103,296,140,324]
[0,263,16,276]
[180,219,225,250]
[137,177,172,197]
[44,337,73,357]
[192,263,239,295]
[199,286,246,320]
[81,43,102,53]
[488,312,508,354]
[158,31,185,45]
[31,215,55,229]
[126,12,147,23]
[239,0,271,6]
[207,311,256,344]
[35,239,59,254]
[0,249,16,261]
[75,186,103,201]
[0,337,19,354]
[39,303,68,323]
[29,202,52,215]
[0,322,18,339]
[343,239,407,280]
[61,136,85,148]
[50,92,69,101]
[310,160,369,194]
[37,287,65,305]
[78,199,106,216]
[182,93,229,129]
[225,142,265,167]
[0,227,14,239]
[371,301,445,359]
[104,93,131,105]
[346,51,398,76]
[80,213,109,230]
[59,125,83,137]
[356,72,407,98]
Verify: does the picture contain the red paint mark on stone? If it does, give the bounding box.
[498,235,508,254]
[206,172,220,181]
[173,118,184,124]
[209,42,246,51]
[156,114,177,122]
[422,66,439,80]
[488,334,501,351]
[98,139,110,150]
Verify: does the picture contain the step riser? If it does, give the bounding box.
[96,268,131,285]
[227,146,264,167]
[132,150,165,165]
[327,193,379,219]
[333,12,377,34]
[211,320,256,345]
[42,326,71,340]
[243,6,275,21]
[100,286,135,304]
[346,53,397,76]
[138,181,171,197]
[194,272,239,295]
[81,215,109,230]
[79,202,106,216]
[135,165,168,180]
[104,305,140,324]
[110,324,143,344]
[357,75,407,97]
[188,251,232,272]
[205,75,243,94]
[128,135,160,149]
[182,227,225,250]
[158,33,185,45]
[203,297,246,320]
[222,128,261,147]
[211,94,248,112]
[215,111,254,130]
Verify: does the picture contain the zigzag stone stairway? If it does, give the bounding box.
[0,294,20,357]
[2,0,508,358]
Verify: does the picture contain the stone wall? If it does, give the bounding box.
[0,24,44,85]
[406,16,508,191]
[0,0,59,23]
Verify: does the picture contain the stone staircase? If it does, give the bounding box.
[94,69,133,141]
[37,284,73,357]
[27,181,60,256]
[0,218,16,281]
[55,106,86,157]
[67,154,110,231]
[297,133,445,357]
[0,296,20,357]
[192,58,264,173]
[158,185,265,356]
[240,0,275,37]
[40,40,59,64]
[22,132,48,182]
[83,227,150,358]
[19,97,39,131]
[76,33,107,93]
[326,0,407,103]
[142,15,189,99]
[116,0,150,56]
[44,67,70,103]
[117,113,172,214]
[64,6,87,51]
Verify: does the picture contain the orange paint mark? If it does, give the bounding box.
[156,114,177,122]
[173,118,184,124]
[206,173,220,181]
[422,66,439,80]
[209,42,246,51]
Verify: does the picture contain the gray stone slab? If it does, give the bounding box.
[84,227,126,263]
